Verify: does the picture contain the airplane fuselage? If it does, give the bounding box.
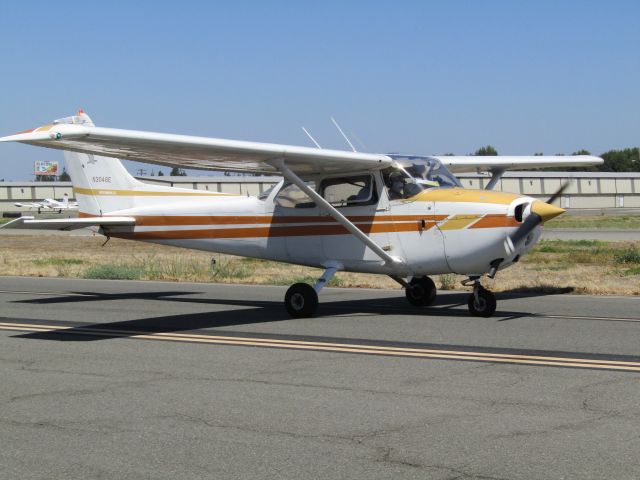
[96,182,539,277]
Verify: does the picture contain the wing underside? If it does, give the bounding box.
[435,155,603,173]
[0,123,392,175]
[0,114,603,175]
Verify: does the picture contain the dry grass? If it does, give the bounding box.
[546,214,640,230]
[0,233,638,295]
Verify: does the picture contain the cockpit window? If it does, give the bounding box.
[258,183,278,201]
[383,155,462,200]
[274,181,316,208]
[320,175,377,208]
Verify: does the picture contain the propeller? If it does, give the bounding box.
[504,182,569,255]
[545,181,571,206]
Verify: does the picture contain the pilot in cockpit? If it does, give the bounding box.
[383,156,461,200]
[384,170,422,200]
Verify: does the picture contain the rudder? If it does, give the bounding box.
[59,111,147,215]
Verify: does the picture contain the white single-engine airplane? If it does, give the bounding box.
[15,194,78,213]
[1,111,602,317]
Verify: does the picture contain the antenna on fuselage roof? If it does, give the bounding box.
[330,117,357,152]
[349,131,368,151]
[301,126,322,149]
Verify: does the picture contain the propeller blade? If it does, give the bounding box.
[505,182,570,254]
[505,202,566,255]
[545,181,571,205]
[504,212,542,254]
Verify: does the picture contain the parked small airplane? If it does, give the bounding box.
[0,111,602,317]
[15,194,78,213]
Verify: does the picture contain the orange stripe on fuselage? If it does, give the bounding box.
[469,214,521,229]
[80,212,521,240]
[114,221,437,240]
[80,212,446,226]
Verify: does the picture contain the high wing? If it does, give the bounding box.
[434,155,603,173]
[14,202,50,209]
[0,216,136,231]
[0,121,392,175]
[0,113,603,175]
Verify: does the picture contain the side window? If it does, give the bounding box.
[274,182,316,208]
[320,175,378,207]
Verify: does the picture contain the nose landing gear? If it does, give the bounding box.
[464,277,496,317]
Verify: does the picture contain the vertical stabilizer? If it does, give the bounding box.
[57,111,147,215]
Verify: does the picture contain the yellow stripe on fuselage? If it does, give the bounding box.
[73,187,236,197]
[438,214,483,230]
[413,188,521,205]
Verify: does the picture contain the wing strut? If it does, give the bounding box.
[485,168,505,190]
[270,159,404,269]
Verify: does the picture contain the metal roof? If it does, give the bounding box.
[1,171,639,187]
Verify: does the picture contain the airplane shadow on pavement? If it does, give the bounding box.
[11,289,538,342]
[13,290,198,304]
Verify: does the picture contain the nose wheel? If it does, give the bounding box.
[466,278,496,317]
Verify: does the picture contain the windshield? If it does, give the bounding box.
[382,155,461,200]
[391,155,461,188]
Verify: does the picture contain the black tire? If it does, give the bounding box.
[285,283,319,318]
[467,287,497,317]
[405,276,437,306]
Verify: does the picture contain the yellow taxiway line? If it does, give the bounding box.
[1,321,639,372]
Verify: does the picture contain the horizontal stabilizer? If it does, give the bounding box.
[0,216,136,231]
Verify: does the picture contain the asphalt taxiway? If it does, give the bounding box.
[1,276,640,479]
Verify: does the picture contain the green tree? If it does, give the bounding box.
[157,170,164,176]
[58,168,71,181]
[170,167,187,176]
[599,148,639,172]
[473,145,498,156]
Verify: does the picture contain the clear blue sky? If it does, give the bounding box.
[0,0,638,180]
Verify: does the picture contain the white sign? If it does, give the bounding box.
[34,161,59,176]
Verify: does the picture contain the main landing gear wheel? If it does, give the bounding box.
[467,286,496,317]
[285,283,319,318]
[405,276,437,306]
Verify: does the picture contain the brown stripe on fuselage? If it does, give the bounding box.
[113,221,438,240]
[469,214,520,229]
[81,212,447,226]
[83,212,520,240]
